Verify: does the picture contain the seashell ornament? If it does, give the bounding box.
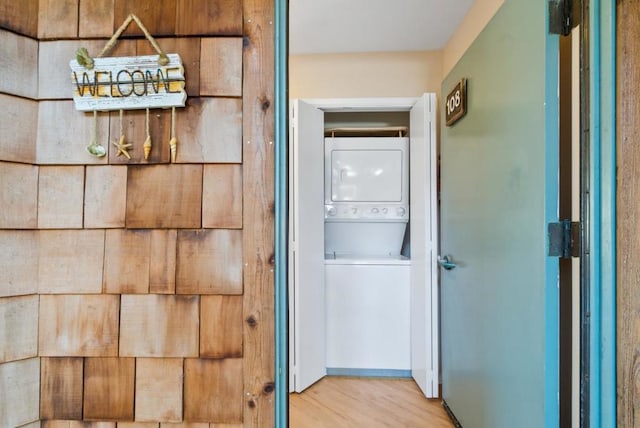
[87,140,106,157]
[140,108,151,160]
[169,107,178,162]
[143,135,152,160]
[170,137,178,163]
[86,110,106,157]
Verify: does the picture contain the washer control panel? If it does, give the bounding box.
[325,204,408,221]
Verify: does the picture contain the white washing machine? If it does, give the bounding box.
[325,255,410,373]
[324,136,411,374]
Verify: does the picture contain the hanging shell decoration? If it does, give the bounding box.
[170,137,178,163]
[71,15,186,161]
[112,135,132,159]
[86,140,106,157]
[86,110,106,157]
[76,47,94,70]
[143,135,152,160]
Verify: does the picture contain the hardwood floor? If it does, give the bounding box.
[289,377,454,427]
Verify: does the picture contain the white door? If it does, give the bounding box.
[409,93,439,397]
[288,100,326,392]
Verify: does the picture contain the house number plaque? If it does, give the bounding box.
[445,79,467,127]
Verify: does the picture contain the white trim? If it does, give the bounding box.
[303,97,419,112]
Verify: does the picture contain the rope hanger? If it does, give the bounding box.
[76,14,169,69]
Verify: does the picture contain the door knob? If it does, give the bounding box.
[438,255,457,270]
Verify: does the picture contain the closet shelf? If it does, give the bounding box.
[324,126,408,138]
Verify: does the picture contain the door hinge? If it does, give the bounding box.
[548,220,580,258]
[549,0,581,36]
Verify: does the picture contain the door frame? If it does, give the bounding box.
[273,0,617,426]
[585,0,617,426]
[274,0,288,425]
[286,95,439,397]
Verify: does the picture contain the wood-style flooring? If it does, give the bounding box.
[289,377,454,427]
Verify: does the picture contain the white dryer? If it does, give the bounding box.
[324,136,409,257]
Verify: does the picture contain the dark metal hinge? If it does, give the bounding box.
[549,0,581,36]
[548,220,581,258]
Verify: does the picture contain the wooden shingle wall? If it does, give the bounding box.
[0,358,40,427]
[0,0,275,425]
[0,7,42,428]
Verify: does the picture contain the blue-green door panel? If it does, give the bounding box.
[440,0,559,426]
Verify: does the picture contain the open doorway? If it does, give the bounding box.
[279,1,618,426]
[287,95,439,394]
[285,1,464,424]
[285,1,584,427]
[287,95,444,425]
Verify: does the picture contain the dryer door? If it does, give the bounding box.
[330,150,403,202]
[325,137,408,205]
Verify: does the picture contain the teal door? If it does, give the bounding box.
[440,1,560,427]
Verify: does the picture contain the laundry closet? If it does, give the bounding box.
[288,95,439,398]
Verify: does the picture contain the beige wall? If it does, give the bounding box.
[442,0,505,77]
[289,50,443,99]
[289,0,504,99]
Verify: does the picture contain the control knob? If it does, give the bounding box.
[396,207,406,217]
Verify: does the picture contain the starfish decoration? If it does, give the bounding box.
[112,135,132,159]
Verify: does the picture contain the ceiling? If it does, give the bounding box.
[289,0,476,55]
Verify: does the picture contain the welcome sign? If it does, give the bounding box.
[70,54,186,112]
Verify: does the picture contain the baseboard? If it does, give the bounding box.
[326,368,412,378]
[442,400,463,428]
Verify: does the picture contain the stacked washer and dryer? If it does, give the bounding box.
[324,134,411,375]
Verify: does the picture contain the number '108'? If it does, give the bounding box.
[447,90,461,115]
